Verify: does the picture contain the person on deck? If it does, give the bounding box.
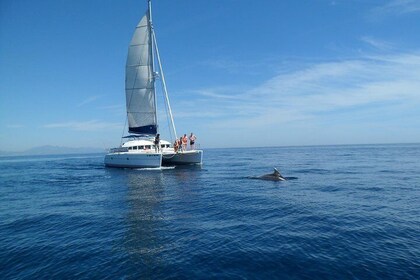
[189,132,196,150]
[154,134,160,152]
[174,139,179,152]
[174,137,182,153]
[182,134,188,152]
[179,137,183,152]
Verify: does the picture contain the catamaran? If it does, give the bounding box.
[104,0,203,168]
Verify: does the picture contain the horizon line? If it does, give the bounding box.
[0,142,418,157]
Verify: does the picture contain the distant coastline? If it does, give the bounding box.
[0,145,105,157]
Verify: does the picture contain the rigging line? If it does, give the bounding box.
[120,113,128,146]
[152,30,178,140]
[158,77,174,143]
[165,96,175,144]
[165,102,174,143]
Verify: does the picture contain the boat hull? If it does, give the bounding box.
[162,150,203,165]
[104,152,162,168]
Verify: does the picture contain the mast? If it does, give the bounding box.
[148,0,159,134]
[148,0,178,140]
[148,0,152,22]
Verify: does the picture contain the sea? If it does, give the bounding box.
[0,144,419,279]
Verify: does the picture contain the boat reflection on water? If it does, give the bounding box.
[105,164,204,276]
[123,170,166,275]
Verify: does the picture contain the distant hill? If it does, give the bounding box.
[0,145,105,156]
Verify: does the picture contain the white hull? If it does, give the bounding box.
[104,152,162,168]
[162,150,203,165]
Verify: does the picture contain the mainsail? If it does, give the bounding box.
[125,10,157,135]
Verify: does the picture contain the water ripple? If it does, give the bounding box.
[1,144,420,279]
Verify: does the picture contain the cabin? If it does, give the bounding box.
[119,139,172,153]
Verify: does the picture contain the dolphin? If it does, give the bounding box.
[257,168,286,181]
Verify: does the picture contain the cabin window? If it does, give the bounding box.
[146,145,151,149]
[128,146,132,150]
[133,146,138,150]
[139,146,144,150]
[161,144,165,148]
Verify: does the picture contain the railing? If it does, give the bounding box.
[109,147,129,153]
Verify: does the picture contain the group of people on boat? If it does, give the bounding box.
[153,132,197,153]
[174,133,196,152]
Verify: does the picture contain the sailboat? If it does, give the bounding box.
[104,0,203,168]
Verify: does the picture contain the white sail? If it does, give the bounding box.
[125,11,157,135]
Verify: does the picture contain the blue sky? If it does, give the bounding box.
[1,0,420,151]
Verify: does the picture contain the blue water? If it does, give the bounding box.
[1,144,419,279]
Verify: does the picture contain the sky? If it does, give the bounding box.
[1,0,420,151]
